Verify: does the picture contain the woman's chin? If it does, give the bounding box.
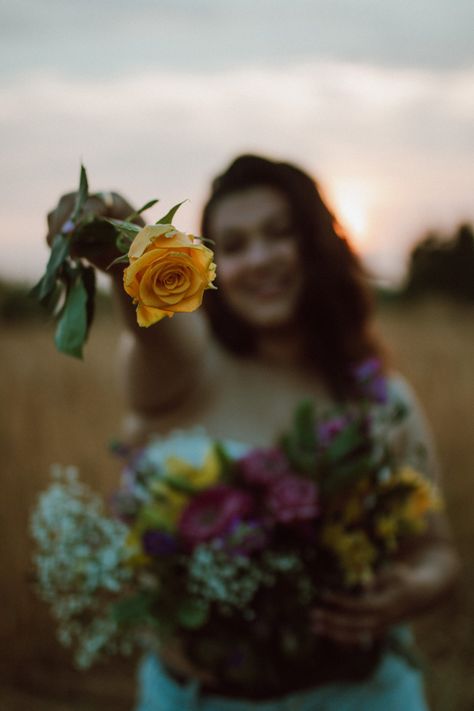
[242,307,297,332]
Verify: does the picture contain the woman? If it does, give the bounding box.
[47,154,459,710]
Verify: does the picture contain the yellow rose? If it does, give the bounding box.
[123,224,217,327]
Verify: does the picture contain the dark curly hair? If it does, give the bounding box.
[201,154,384,399]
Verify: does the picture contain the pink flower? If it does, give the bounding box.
[238,447,294,487]
[317,415,351,447]
[266,475,320,524]
[178,485,253,548]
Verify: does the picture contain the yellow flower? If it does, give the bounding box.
[124,224,217,327]
[375,514,399,550]
[138,489,189,533]
[341,496,364,525]
[124,529,152,568]
[389,466,443,521]
[164,447,221,490]
[322,524,377,587]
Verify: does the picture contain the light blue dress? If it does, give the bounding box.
[135,644,429,711]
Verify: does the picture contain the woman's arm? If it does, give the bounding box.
[46,191,210,426]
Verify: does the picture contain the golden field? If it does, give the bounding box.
[0,300,473,711]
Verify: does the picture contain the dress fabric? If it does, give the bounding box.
[135,648,429,711]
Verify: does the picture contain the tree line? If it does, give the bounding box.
[1,222,473,322]
[402,223,474,302]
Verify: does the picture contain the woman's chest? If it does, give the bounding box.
[125,355,331,447]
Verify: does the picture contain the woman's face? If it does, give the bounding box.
[209,185,304,330]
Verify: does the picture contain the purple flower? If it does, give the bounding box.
[61,218,75,235]
[142,529,178,557]
[238,447,294,487]
[266,475,320,524]
[352,357,388,404]
[353,357,381,382]
[317,415,352,447]
[179,485,253,549]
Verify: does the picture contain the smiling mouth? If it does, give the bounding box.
[246,277,293,298]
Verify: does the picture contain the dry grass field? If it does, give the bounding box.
[1,300,473,711]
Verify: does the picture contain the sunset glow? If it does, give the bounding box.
[326,180,377,254]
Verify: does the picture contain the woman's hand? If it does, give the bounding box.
[310,528,460,648]
[158,638,218,687]
[310,563,417,647]
[46,190,143,272]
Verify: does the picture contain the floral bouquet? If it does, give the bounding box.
[31,363,441,696]
[31,166,216,357]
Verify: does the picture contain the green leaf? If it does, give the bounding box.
[177,598,209,630]
[105,218,142,236]
[106,253,130,270]
[324,421,363,463]
[320,454,374,497]
[112,593,154,626]
[71,164,89,222]
[283,400,317,474]
[41,281,63,314]
[116,231,134,254]
[30,233,71,304]
[214,442,235,482]
[104,218,141,253]
[155,200,187,226]
[294,400,317,450]
[54,272,89,358]
[161,475,198,496]
[125,199,159,222]
[81,264,96,329]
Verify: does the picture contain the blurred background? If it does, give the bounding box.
[1,1,473,709]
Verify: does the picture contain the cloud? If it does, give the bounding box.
[0,60,473,283]
[1,0,473,81]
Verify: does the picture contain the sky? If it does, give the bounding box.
[1,0,473,285]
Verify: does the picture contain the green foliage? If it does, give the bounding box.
[323,421,362,463]
[29,165,126,357]
[156,200,187,226]
[71,164,89,222]
[403,223,474,302]
[177,597,209,629]
[125,199,159,222]
[104,218,141,249]
[281,400,317,475]
[112,592,155,626]
[214,442,235,483]
[30,234,71,304]
[54,269,90,359]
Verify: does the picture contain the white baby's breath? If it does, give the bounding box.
[30,466,134,667]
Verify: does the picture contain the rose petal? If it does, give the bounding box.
[136,303,172,327]
[128,224,175,259]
